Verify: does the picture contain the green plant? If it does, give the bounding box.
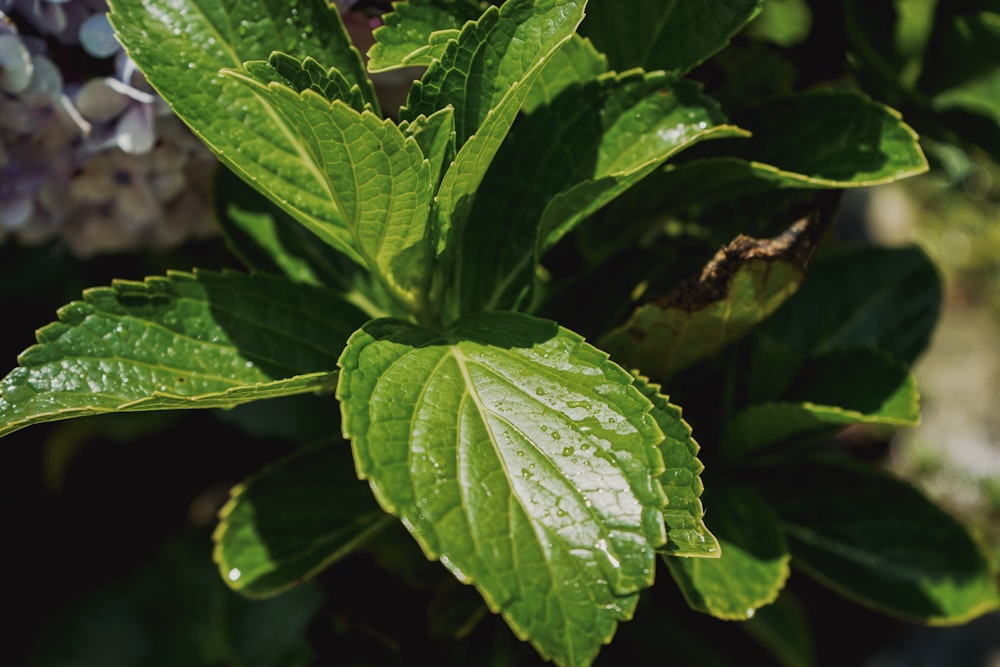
[4,1,999,665]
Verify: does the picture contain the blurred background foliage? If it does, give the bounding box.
[2,0,999,665]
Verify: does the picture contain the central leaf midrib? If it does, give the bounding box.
[448,346,612,543]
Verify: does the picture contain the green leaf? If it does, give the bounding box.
[455,72,743,314]
[399,106,458,193]
[0,271,367,437]
[695,91,929,186]
[763,461,1000,624]
[214,441,391,598]
[401,0,587,258]
[243,51,369,111]
[758,245,942,365]
[522,34,608,114]
[665,484,789,620]
[337,312,668,667]
[745,0,813,47]
[725,347,920,459]
[580,0,763,75]
[601,204,832,381]
[213,167,351,289]
[223,61,435,312]
[368,0,488,72]
[107,0,376,264]
[633,375,719,557]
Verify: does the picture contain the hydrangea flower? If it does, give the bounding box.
[0,1,218,254]
[1,0,420,255]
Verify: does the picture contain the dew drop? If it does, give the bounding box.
[227,568,241,582]
[561,446,574,457]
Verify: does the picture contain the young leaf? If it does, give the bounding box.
[214,441,392,598]
[601,203,832,381]
[337,312,669,667]
[725,347,920,459]
[455,73,744,314]
[580,0,763,75]
[401,0,587,258]
[757,245,942,366]
[633,375,719,557]
[763,461,1000,624]
[368,0,488,72]
[665,485,790,620]
[0,271,367,437]
[223,61,435,313]
[107,0,377,264]
[243,51,369,111]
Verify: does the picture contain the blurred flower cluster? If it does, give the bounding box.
[0,1,417,257]
[0,0,220,256]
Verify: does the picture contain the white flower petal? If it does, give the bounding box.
[115,103,155,154]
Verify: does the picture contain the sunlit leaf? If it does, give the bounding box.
[0,271,366,437]
[401,0,587,259]
[368,0,487,72]
[633,375,719,557]
[224,57,435,311]
[337,312,670,667]
[455,72,743,314]
[665,485,789,620]
[107,0,377,263]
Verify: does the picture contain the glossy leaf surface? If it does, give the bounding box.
[764,462,1000,624]
[0,271,366,437]
[215,441,391,598]
[666,485,789,620]
[456,72,742,314]
[580,0,762,74]
[337,312,676,667]
[225,57,435,311]
[107,0,375,264]
[633,375,718,557]
[402,0,587,258]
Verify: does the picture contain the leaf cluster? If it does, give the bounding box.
[4,1,1000,666]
